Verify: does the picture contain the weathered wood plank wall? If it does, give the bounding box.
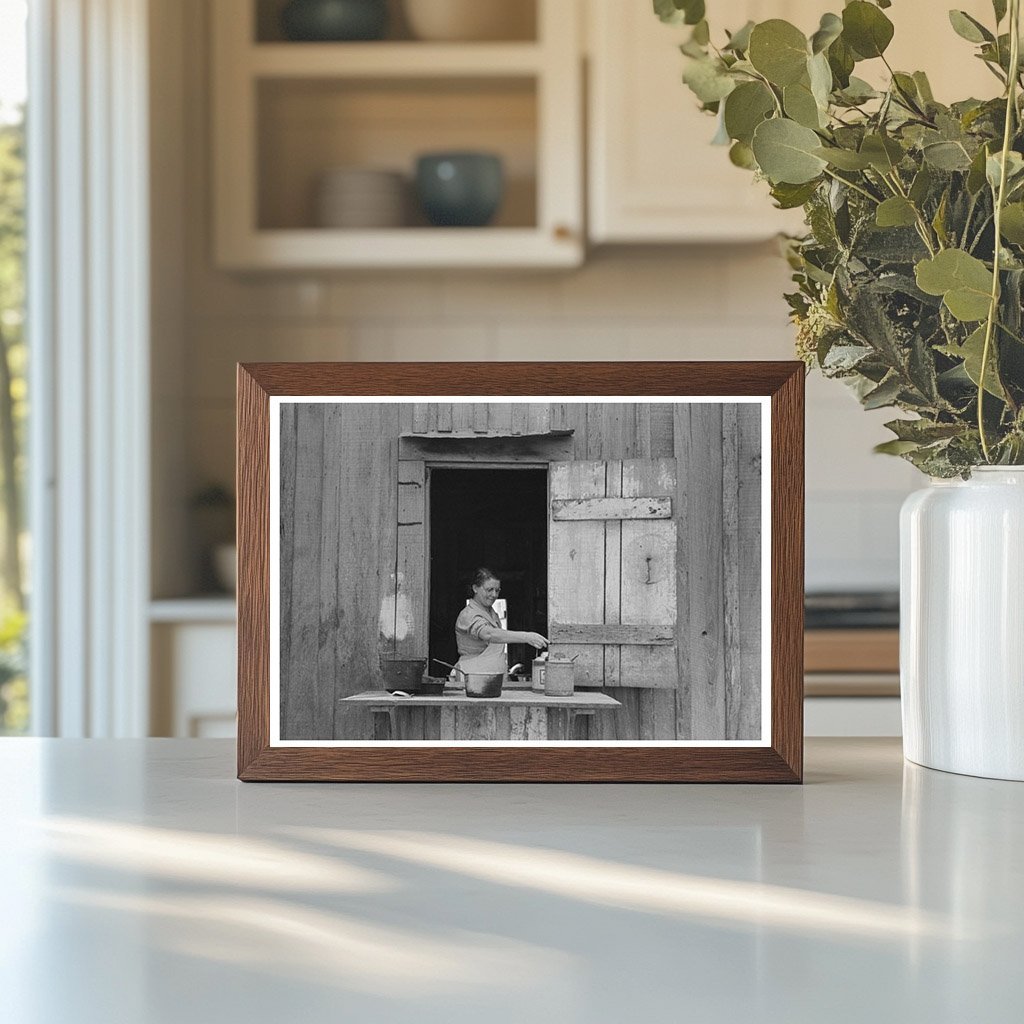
[279,400,761,742]
[279,403,399,740]
[673,403,762,740]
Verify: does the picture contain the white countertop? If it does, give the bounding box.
[1,738,1020,1023]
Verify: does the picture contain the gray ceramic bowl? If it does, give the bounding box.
[415,152,505,228]
[280,0,388,42]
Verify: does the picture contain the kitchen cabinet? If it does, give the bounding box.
[211,0,583,269]
[150,600,237,738]
[587,0,810,243]
[585,0,998,244]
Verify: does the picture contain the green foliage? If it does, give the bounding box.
[658,0,1024,476]
[0,111,28,731]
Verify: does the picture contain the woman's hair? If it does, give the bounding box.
[469,567,500,593]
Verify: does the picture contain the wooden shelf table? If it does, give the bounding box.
[340,690,622,741]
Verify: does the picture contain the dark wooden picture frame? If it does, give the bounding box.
[237,362,804,782]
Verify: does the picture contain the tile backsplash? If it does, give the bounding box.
[181,247,917,593]
[154,0,917,598]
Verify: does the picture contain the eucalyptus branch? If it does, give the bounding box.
[978,0,1021,462]
[883,170,939,255]
[822,167,881,205]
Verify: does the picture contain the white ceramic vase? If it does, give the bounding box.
[900,467,1024,780]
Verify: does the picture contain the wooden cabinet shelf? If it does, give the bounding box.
[212,0,582,269]
[249,42,545,77]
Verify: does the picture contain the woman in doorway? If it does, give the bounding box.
[454,567,548,678]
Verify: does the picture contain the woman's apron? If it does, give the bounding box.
[455,642,507,678]
[454,606,507,680]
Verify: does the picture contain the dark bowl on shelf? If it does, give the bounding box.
[281,0,388,42]
[415,152,505,227]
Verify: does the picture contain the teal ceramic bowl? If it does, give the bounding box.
[415,152,505,228]
[281,0,388,42]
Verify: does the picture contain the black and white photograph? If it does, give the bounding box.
[270,397,768,745]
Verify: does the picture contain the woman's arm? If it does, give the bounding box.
[476,625,548,649]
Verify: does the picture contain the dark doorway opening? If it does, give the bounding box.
[428,467,548,676]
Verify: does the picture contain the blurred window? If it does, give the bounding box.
[0,0,28,734]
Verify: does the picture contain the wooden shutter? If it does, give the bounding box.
[548,459,677,688]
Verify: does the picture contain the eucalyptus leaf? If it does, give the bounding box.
[724,81,775,144]
[808,52,833,110]
[874,439,922,455]
[1000,203,1024,245]
[724,20,755,53]
[948,10,994,44]
[939,326,1006,398]
[770,180,820,209]
[876,197,918,228]
[729,140,758,169]
[813,146,872,170]
[842,1,895,59]
[922,140,973,171]
[860,133,904,173]
[909,165,934,205]
[748,20,809,87]
[967,144,992,194]
[711,107,731,145]
[884,418,963,443]
[683,57,736,104]
[986,150,1024,191]
[837,76,879,104]
[932,190,950,247]
[862,374,903,409]
[828,36,855,89]
[784,80,824,129]
[810,13,843,54]
[915,250,994,322]
[913,71,935,104]
[653,0,705,26]
[751,118,828,184]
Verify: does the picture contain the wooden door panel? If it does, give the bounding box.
[620,459,677,689]
[548,458,679,691]
[549,460,608,687]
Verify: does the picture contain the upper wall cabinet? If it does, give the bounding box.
[212,0,583,269]
[587,0,1000,245]
[587,0,815,244]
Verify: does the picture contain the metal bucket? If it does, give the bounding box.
[544,658,575,697]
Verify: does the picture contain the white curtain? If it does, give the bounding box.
[28,0,150,736]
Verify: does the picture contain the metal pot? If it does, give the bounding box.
[432,658,504,698]
[461,672,504,699]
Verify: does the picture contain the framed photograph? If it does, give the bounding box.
[237,362,804,782]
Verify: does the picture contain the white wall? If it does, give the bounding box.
[156,0,921,599]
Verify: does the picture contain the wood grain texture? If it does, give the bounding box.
[678,403,727,739]
[551,496,672,520]
[770,367,804,781]
[236,362,804,782]
[619,458,677,690]
[548,461,607,688]
[399,434,574,462]
[736,404,763,740]
[237,366,270,779]
[549,623,675,645]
